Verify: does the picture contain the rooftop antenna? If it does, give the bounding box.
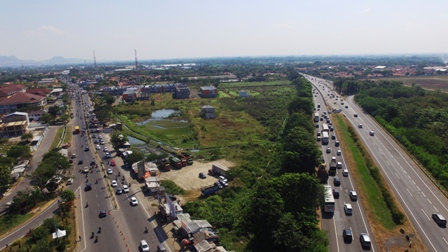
[135,49,140,84]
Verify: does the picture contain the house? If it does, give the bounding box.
[50,88,63,97]
[0,84,27,97]
[28,109,46,121]
[37,78,58,85]
[199,86,217,98]
[25,88,52,97]
[0,93,46,114]
[174,85,191,99]
[0,112,30,137]
[122,88,139,102]
[201,105,216,119]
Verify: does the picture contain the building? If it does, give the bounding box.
[201,105,216,119]
[199,86,218,98]
[28,109,46,121]
[25,88,52,97]
[0,93,46,114]
[0,112,30,137]
[174,85,191,99]
[122,88,140,102]
[0,84,27,97]
[37,78,58,85]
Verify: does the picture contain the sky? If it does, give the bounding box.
[1,0,447,62]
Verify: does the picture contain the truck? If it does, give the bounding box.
[314,112,319,122]
[329,159,337,176]
[160,158,171,171]
[322,123,329,133]
[322,131,329,145]
[201,184,221,196]
[175,153,188,167]
[317,162,329,183]
[169,157,182,169]
[208,163,229,176]
[181,152,194,165]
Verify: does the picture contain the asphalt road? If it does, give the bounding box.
[308,75,378,252]
[310,75,448,252]
[73,85,169,252]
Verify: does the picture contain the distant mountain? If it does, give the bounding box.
[0,55,85,67]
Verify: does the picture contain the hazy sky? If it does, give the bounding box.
[1,0,447,61]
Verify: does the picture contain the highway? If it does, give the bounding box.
[73,85,168,252]
[309,75,448,252]
[310,77,378,252]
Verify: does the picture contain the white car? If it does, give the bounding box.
[122,184,129,193]
[342,169,349,177]
[337,149,342,156]
[344,203,353,215]
[98,135,102,139]
[130,197,138,206]
[107,168,113,174]
[140,240,149,252]
[103,147,108,152]
[111,180,118,187]
[219,176,227,183]
[95,145,100,150]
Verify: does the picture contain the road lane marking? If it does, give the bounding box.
[406,188,413,197]
[395,172,400,180]
[416,186,421,191]
[412,180,416,185]
[427,198,432,205]
[422,192,426,198]
[421,209,430,220]
[434,206,439,212]
[443,237,448,246]
[408,175,412,180]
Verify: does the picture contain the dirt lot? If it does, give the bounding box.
[159,159,235,192]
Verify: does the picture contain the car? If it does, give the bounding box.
[99,210,107,218]
[98,135,102,139]
[103,147,109,152]
[116,188,123,195]
[333,177,341,186]
[358,124,363,128]
[96,145,100,150]
[333,188,340,198]
[331,134,336,140]
[94,139,99,144]
[84,147,89,151]
[100,140,105,145]
[66,178,73,185]
[317,132,321,136]
[110,159,116,166]
[140,240,150,252]
[354,114,358,117]
[71,154,76,159]
[199,172,206,179]
[107,168,113,174]
[343,228,353,242]
[130,197,138,206]
[111,180,118,187]
[326,147,331,153]
[219,176,228,183]
[90,160,96,166]
[337,149,341,156]
[69,159,73,163]
[335,141,340,147]
[92,134,96,138]
[78,160,83,165]
[105,152,111,158]
[85,184,92,191]
[214,181,223,189]
[432,213,447,226]
[344,203,353,215]
[360,233,371,249]
[317,136,321,142]
[350,191,358,201]
[345,105,348,108]
[342,169,349,176]
[122,184,129,193]
[331,156,336,161]
[320,117,323,121]
[369,131,375,136]
[220,181,229,187]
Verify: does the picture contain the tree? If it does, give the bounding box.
[125,148,145,164]
[282,126,320,174]
[110,132,128,150]
[40,113,53,124]
[287,97,313,115]
[0,165,12,194]
[7,145,31,159]
[60,189,75,203]
[21,132,34,143]
[48,106,60,117]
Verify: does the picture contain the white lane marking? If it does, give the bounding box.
[395,172,400,180]
[333,217,340,252]
[427,198,432,205]
[408,175,412,180]
[434,206,439,212]
[412,180,416,185]
[443,237,448,246]
[406,188,413,197]
[385,160,390,166]
[416,186,421,191]
[421,209,430,220]
[422,192,426,198]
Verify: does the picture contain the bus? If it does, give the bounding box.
[322,123,329,132]
[314,112,319,122]
[323,185,335,213]
[74,125,80,134]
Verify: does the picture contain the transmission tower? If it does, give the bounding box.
[135,49,140,84]
[93,50,97,70]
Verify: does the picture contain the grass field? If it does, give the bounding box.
[378,75,448,91]
[219,80,291,88]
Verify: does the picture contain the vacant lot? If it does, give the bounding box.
[378,75,448,91]
[159,159,235,192]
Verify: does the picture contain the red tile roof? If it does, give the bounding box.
[0,84,27,97]
[0,92,44,105]
[26,88,52,96]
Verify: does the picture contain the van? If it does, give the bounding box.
[432,213,447,226]
[157,243,166,252]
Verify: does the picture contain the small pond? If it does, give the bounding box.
[136,109,181,126]
[127,136,146,145]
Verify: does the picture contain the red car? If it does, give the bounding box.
[110,159,116,166]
